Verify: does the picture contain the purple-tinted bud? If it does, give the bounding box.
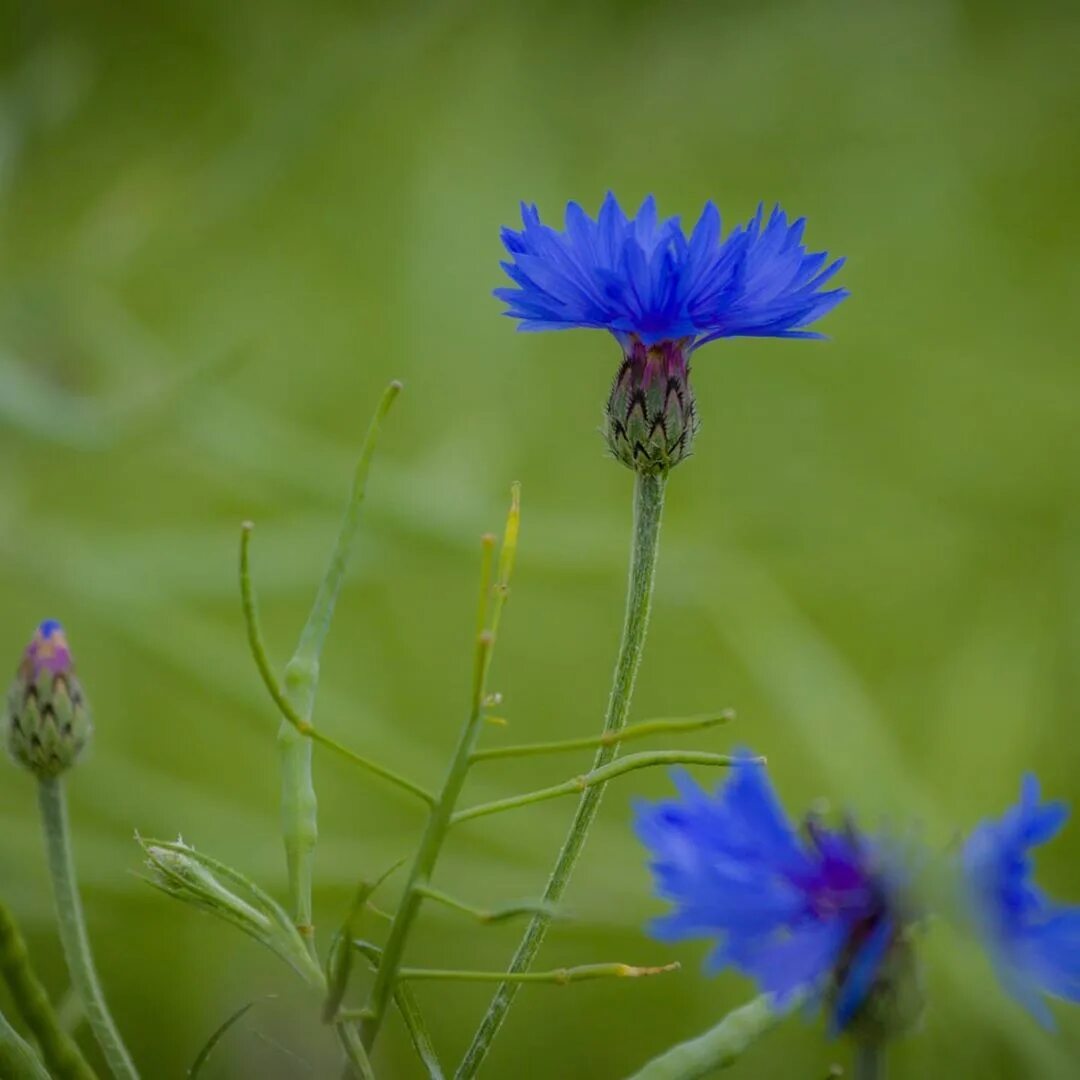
[604,337,698,475]
[5,621,92,778]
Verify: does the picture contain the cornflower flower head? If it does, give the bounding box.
[961,774,1080,1027]
[497,194,847,475]
[5,619,92,778]
[635,756,921,1040]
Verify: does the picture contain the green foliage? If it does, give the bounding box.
[1,0,1079,1076]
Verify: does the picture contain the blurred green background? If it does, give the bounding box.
[1,0,1079,1076]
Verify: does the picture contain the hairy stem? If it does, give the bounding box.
[38,779,138,1080]
[0,898,96,1079]
[458,470,666,1077]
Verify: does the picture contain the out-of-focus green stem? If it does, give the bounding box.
[0,898,96,1079]
[38,778,138,1080]
[458,470,666,1078]
[855,1041,885,1080]
[624,995,786,1079]
[452,750,748,825]
[0,1004,50,1080]
[241,381,400,944]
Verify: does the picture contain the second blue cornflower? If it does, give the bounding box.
[635,756,920,1040]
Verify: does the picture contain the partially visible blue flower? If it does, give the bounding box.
[496,194,847,348]
[962,774,1080,1026]
[635,756,915,1035]
[495,194,847,475]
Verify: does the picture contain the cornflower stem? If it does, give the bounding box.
[0,898,97,1079]
[0,1005,49,1080]
[452,750,749,825]
[37,778,138,1080]
[458,469,666,1079]
[361,487,520,1051]
[855,1041,885,1080]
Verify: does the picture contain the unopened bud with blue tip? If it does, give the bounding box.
[5,620,92,779]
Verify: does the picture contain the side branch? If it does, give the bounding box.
[452,751,756,825]
[399,962,678,984]
[239,523,434,806]
[469,711,734,763]
[414,885,557,925]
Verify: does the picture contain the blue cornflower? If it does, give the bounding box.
[635,756,917,1035]
[962,774,1080,1026]
[497,194,847,345]
[496,194,847,475]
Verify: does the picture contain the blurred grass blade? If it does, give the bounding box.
[0,1005,50,1080]
[188,999,266,1079]
[625,995,785,1079]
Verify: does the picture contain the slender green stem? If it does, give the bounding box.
[360,487,520,1050]
[0,898,97,1079]
[38,778,138,1080]
[413,885,555,924]
[458,469,666,1078]
[855,1041,885,1080]
[0,1005,50,1080]
[452,751,747,825]
[469,711,733,762]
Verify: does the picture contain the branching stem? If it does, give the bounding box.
[458,470,666,1077]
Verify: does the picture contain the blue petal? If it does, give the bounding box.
[830,916,894,1034]
[495,194,847,348]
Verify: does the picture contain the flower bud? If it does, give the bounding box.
[5,620,92,779]
[604,337,698,475]
[139,836,324,987]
